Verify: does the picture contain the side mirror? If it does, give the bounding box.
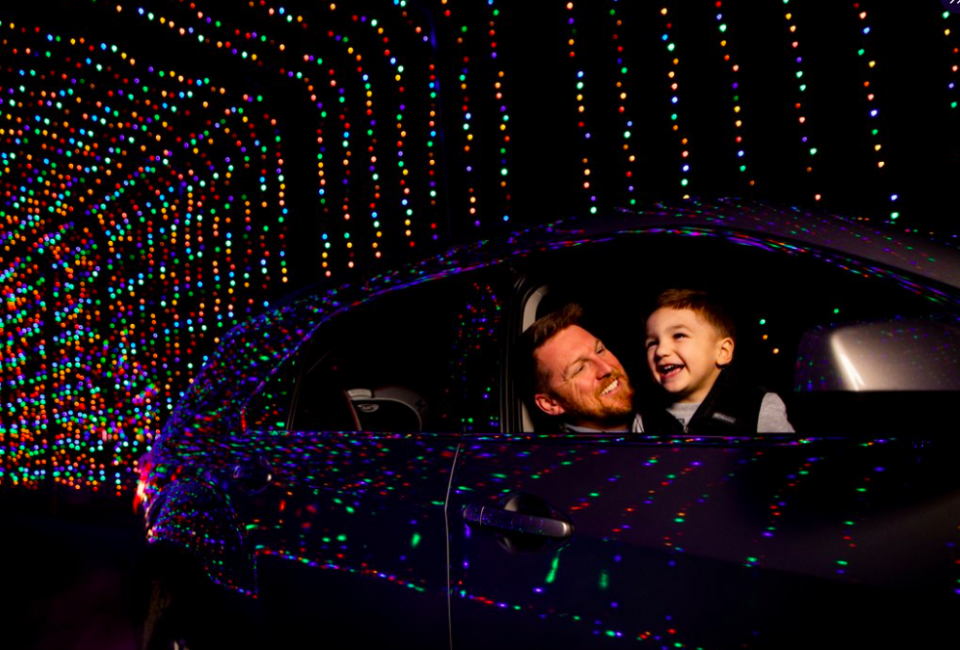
[795,318,960,391]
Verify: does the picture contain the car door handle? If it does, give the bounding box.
[462,503,573,539]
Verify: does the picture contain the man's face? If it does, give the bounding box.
[645,307,733,404]
[533,325,634,429]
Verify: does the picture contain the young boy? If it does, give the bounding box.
[644,289,794,433]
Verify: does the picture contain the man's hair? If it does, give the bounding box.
[654,289,736,341]
[519,302,584,396]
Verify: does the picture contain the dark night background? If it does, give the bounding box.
[1,1,959,647]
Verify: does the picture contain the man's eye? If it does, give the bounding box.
[563,363,585,381]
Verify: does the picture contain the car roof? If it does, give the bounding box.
[536,200,960,291]
[280,199,959,313]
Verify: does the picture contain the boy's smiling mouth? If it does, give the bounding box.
[657,364,684,381]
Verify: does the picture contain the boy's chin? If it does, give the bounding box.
[659,384,696,402]
[658,383,686,396]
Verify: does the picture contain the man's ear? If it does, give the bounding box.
[534,392,566,417]
[716,337,735,367]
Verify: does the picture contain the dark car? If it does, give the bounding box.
[136,200,960,649]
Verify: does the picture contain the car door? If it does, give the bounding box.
[235,269,508,648]
[448,230,960,649]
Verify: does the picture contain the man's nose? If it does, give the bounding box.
[594,356,615,376]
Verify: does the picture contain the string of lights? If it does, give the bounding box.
[853,3,900,222]
[714,2,754,190]
[661,3,692,199]
[610,2,637,207]
[782,0,821,203]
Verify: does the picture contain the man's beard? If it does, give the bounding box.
[559,372,634,427]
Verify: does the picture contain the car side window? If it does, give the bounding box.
[515,232,960,434]
[289,273,505,434]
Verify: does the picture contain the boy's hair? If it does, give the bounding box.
[654,289,736,341]
[519,302,584,395]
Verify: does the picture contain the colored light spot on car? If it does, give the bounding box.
[545,552,562,584]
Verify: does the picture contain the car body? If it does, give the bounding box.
[136,199,960,648]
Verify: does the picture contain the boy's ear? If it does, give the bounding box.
[534,392,566,417]
[716,337,735,367]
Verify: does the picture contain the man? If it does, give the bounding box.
[522,303,643,432]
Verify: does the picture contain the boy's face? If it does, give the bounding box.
[645,307,734,404]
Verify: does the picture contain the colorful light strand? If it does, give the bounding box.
[661,3,692,198]
[714,1,754,188]
[853,3,900,221]
[783,0,821,202]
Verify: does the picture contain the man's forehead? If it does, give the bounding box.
[537,325,597,366]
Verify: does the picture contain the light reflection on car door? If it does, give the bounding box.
[447,435,960,649]
[245,430,457,648]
